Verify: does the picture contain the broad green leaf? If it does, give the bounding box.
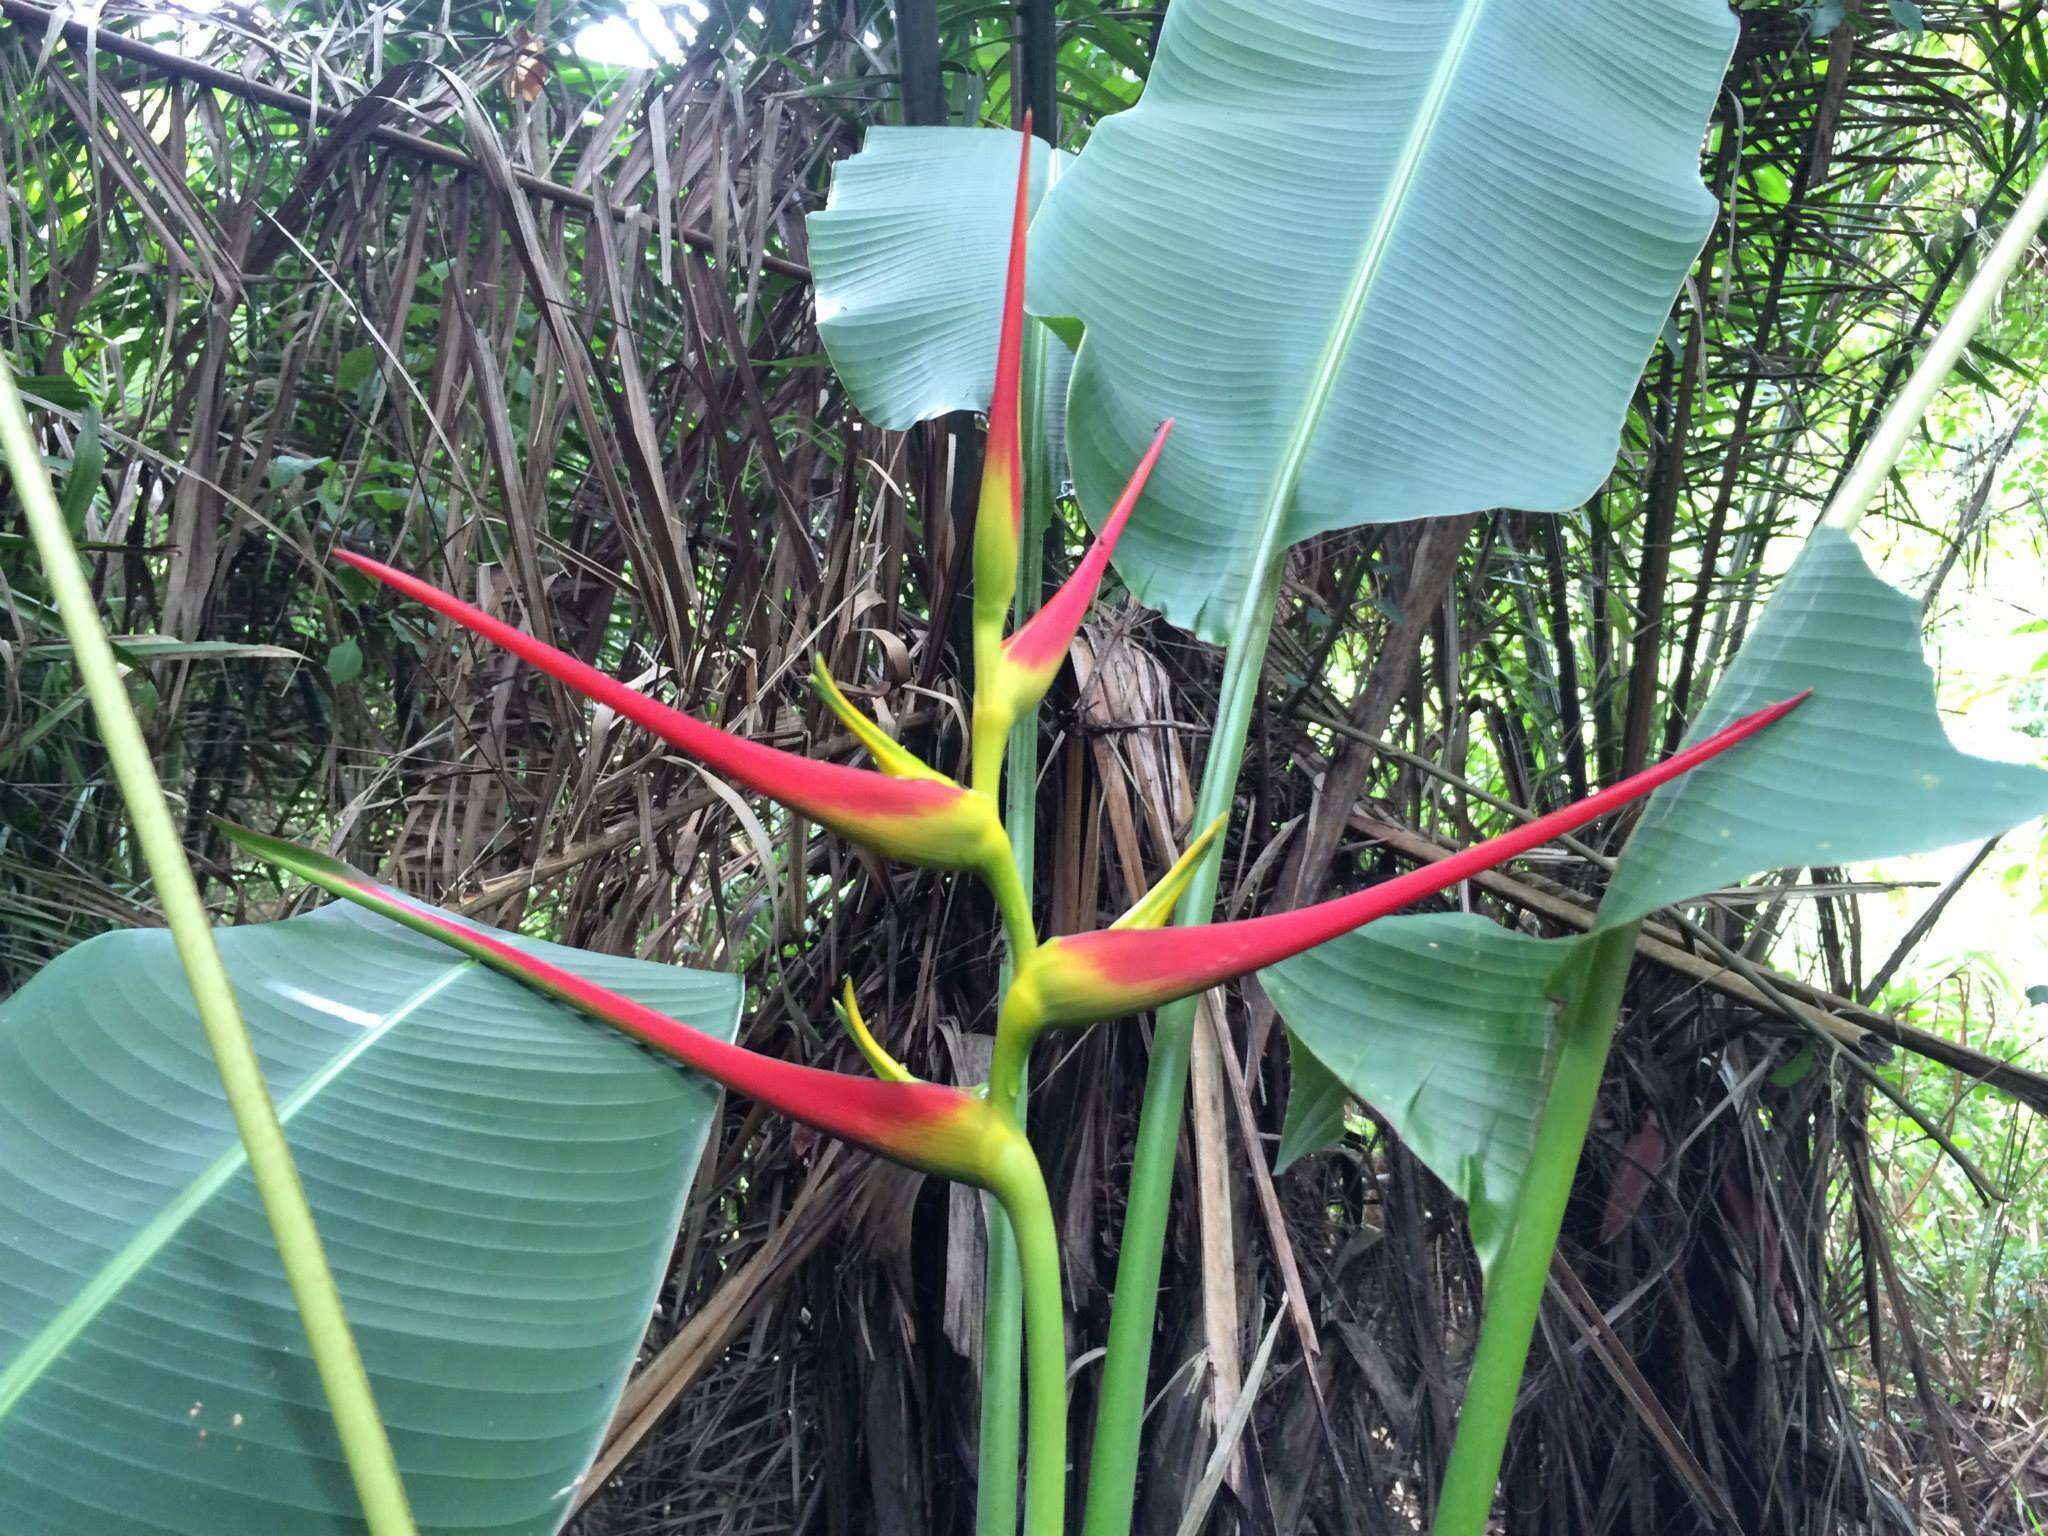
[0,901,740,1535]
[1602,527,2048,926]
[1265,915,1580,1272]
[1272,1030,1346,1175]
[1027,0,1734,642]
[808,127,1061,429]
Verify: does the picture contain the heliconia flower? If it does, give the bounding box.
[975,419,1173,757]
[1005,693,1810,1032]
[836,977,916,1084]
[333,549,1006,873]
[1111,811,1225,932]
[970,110,1035,661]
[217,820,1033,1189]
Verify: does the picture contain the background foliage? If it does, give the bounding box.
[3,0,2047,1531]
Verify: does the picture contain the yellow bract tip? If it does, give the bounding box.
[838,978,917,1083]
[1111,813,1229,931]
[811,656,951,784]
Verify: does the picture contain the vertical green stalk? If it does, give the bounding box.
[1429,925,1635,1536]
[1082,527,1289,1536]
[989,1140,1069,1536]
[0,362,420,1536]
[977,312,1057,1536]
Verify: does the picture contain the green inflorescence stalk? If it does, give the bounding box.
[0,361,420,1536]
[976,309,1056,1536]
[986,1139,1068,1536]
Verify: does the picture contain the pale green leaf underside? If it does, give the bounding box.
[1265,915,1579,1272]
[1272,1029,1347,1176]
[1028,0,1734,643]
[808,127,1059,430]
[0,902,740,1535]
[1603,526,2048,926]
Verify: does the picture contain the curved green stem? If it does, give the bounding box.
[0,362,419,1535]
[988,1139,1069,1536]
[1081,532,1288,1536]
[1431,924,1635,1535]
[982,838,1040,971]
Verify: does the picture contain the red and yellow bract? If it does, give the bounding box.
[220,820,1029,1189]
[333,550,1006,874]
[970,111,1035,657]
[1007,692,1809,1034]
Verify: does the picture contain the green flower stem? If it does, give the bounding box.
[987,1139,1069,1536]
[1081,530,1289,1536]
[0,361,419,1535]
[1429,924,1636,1536]
[977,311,1056,1536]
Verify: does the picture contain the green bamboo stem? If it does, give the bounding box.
[1824,157,2048,536]
[0,361,419,1535]
[1429,925,1636,1536]
[976,308,1057,1536]
[1081,530,1289,1536]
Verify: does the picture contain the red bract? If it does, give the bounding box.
[218,821,1023,1187]
[333,550,1004,873]
[1001,419,1172,680]
[1013,693,1810,1029]
[971,109,1035,646]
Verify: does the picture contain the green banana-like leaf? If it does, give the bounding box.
[0,900,740,1535]
[1603,526,2048,925]
[1026,0,1735,643]
[809,127,1061,429]
[1264,915,1581,1272]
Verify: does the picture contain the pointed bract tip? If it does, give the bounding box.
[1096,418,1174,542]
[839,978,916,1084]
[1111,811,1230,932]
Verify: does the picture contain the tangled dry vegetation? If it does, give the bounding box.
[3,1,2047,1531]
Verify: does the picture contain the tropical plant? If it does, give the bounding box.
[7,0,2048,1532]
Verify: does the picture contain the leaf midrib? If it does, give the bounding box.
[0,959,476,1421]
[1243,0,1491,595]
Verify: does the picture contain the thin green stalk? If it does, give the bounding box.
[0,361,419,1536]
[1430,161,2048,1534]
[977,309,1056,1536]
[1429,924,1635,1536]
[1824,157,2048,535]
[988,1140,1069,1536]
[1082,529,1289,1536]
